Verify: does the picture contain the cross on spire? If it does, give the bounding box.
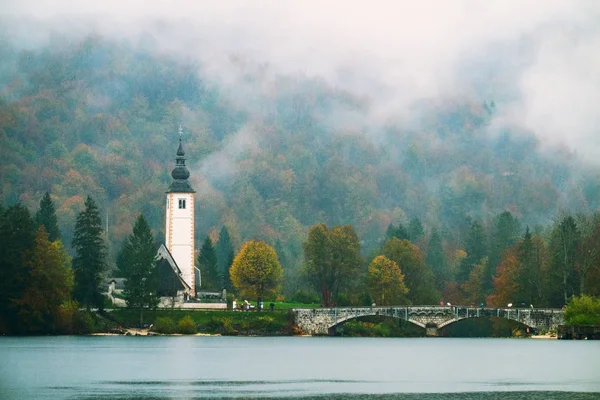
[178,124,183,141]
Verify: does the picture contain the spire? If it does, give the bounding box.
[167,125,195,193]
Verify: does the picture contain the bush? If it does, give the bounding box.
[72,311,94,334]
[154,317,174,334]
[565,295,600,326]
[290,289,319,304]
[177,315,197,334]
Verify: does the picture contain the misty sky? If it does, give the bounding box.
[2,0,600,162]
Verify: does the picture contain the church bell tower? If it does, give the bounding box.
[165,125,195,296]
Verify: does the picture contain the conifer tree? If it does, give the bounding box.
[0,204,36,333]
[72,196,106,311]
[198,236,219,290]
[426,229,446,287]
[458,220,487,282]
[216,226,235,291]
[35,192,61,242]
[120,214,158,324]
[408,217,424,243]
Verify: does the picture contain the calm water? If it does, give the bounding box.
[0,336,599,400]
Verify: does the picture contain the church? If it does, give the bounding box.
[154,126,199,306]
[104,126,226,309]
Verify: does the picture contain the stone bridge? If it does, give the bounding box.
[291,306,564,336]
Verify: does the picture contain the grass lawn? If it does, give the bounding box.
[107,302,319,333]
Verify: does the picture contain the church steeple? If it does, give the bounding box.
[167,125,195,193]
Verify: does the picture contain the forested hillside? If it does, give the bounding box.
[1,32,600,300]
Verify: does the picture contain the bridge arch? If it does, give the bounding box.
[327,313,427,336]
[291,306,564,336]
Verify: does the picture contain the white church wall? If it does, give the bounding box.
[165,192,195,293]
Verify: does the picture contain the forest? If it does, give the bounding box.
[1,32,600,321]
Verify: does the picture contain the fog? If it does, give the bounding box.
[2,0,600,161]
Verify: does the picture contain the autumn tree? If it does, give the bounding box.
[382,238,438,305]
[198,236,219,290]
[17,227,73,333]
[216,226,235,291]
[0,204,36,333]
[486,247,519,307]
[303,224,362,306]
[367,255,408,305]
[230,240,283,306]
[119,214,158,324]
[72,196,107,311]
[487,211,520,290]
[35,192,61,242]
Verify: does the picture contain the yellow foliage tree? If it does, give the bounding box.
[18,227,73,333]
[230,240,283,305]
[367,255,408,306]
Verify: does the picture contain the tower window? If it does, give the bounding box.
[178,199,186,209]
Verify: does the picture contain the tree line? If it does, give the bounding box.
[0,194,106,334]
[3,192,600,335]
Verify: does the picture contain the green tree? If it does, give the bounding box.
[216,226,235,291]
[426,229,446,287]
[198,236,219,290]
[458,220,487,282]
[408,217,424,243]
[382,238,439,304]
[119,214,158,324]
[230,240,283,307]
[386,223,409,241]
[461,258,486,306]
[72,196,107,311]
[575,213,600,296]
[0,204,36,334]
[564,295,600,326]
[17,227,73,333]
[35,192,61,242]
[548,215,580,306]
[367,255,408,305]
[303,224,362,306]
[516,228,546,306]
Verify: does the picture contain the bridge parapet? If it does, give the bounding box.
[291,306,564,336]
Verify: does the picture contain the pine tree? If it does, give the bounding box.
[216,226,235,291]
[0,204,36,333]
[198,236,219,290]
[426,229,446,287]
[458,220,487,282]
[120,214,158,324]
[408,217,424,243]
[72,196,106,311]
[35,192,61,242]
[487,211,520,290]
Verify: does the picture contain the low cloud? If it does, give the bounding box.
[2,0,600,160]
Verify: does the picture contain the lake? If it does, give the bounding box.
[0,336,599,399]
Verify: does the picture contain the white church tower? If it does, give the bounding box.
[165,125,196,296]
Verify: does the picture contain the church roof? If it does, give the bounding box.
[167,127,195,193]
[155,244,192,292]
